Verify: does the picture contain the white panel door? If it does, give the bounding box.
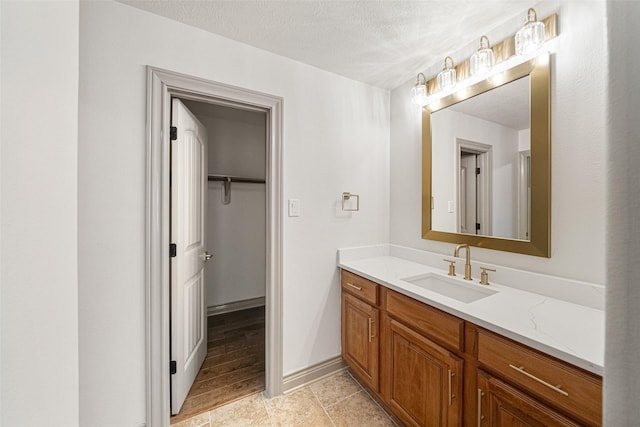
[170,99,209,415]
[460,152,477,234]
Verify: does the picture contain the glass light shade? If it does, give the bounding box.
[411,83,428,105]
[437,57,457,91]
[515,8,546,55]
[470,36,495,76]
[411,72,429,105]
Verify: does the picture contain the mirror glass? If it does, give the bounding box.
[430,75,530,240]
[422,55,550,257]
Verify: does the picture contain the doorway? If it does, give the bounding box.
[145,67,284,427]
[456,139,492,236]
[169,99,269,423]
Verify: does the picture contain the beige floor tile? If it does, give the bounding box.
[263,387,333,427]
[209,393,271,426]
[172,411,211,427]
[310,370,362,408]
[325,390,395,427]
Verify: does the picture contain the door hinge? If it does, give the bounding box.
[476,167,481,175]
[476,223,481,231]
[170,126,177,141]
[170,360,177,375]
[169,243,177,258]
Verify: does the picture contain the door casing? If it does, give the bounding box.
[145,67,284,427]
[456,139,492,236]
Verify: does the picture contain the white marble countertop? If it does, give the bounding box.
[339,254,604,376]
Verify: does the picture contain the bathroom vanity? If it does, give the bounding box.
[339,245,603,427]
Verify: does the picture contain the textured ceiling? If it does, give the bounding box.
[118,0,533,89]
[450,75,530,130]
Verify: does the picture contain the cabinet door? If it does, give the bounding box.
[477,370,580,427]
[384,317,462,427]
[342,292,379,391]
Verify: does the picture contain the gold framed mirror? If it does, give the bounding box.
[422,54,550,257]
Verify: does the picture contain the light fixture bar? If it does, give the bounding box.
[423,13,557,97]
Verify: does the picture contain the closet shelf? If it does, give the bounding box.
[208,174,265,184]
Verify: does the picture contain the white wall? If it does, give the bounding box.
[0,1,79,426]
[206,183,266,306]
[518,128,531,152]
[78,1,389,425]
[390,1,607,285]
[184,101,267,307]
[605,1,640,423]
[184,102,267,178]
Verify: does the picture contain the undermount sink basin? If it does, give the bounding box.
[401,273,497,303]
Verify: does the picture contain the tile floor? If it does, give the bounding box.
[172,370,398,427]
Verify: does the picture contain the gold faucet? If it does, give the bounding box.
[454,244,472,280]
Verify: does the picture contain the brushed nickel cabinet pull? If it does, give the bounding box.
[368,318,373,342]
[346,282,362,291]
[508,364,569,397]
[477,389,484,426]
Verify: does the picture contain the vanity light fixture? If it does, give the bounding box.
[411,72,429,105]
[515,8,546,55]
[437,56,457,91]
[470,35,495,76]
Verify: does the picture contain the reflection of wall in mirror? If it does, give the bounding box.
[431,108,529,239]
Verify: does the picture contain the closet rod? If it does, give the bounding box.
[207,174,265,184]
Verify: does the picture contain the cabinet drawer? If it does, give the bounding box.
[477,329,602,426]
[477,370,581,427]
[341,270,378,305]
[385,289,464,352]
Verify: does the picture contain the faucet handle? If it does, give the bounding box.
[443,259,456,277]
[479,266,496,285]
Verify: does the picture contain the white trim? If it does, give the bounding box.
[145,67,284,427]
[517,150,531,240]
[207,297,266,316]
[281,357,346,394]
[456,139,493,236]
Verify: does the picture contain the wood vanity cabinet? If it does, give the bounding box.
[476,370,580,427]
[476,329,602,427]
[382,286,465,426]
[341,270,379,391]
[340,270,603,427]
[383,315,463,426]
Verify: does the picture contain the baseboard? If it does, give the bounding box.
[282,356,346,394]
[207,297,265,316]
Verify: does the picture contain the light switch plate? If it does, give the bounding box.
[288,199,300,217]
[447,201,454,213]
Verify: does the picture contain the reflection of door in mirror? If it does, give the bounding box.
[459,153,473,234]
[457,141,492,236]
[518,151,531,240]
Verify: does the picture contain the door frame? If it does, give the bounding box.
[145,66,284,427]
[517,150,531,240]
[455,139,492,236]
